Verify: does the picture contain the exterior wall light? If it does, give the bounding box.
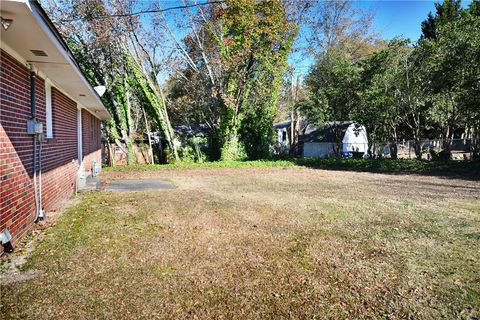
[94,85,106,97]
[0,228,14,253]
[1,16,13,31]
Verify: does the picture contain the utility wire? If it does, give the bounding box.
[60,1,225,22]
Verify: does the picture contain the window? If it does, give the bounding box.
[45,81,53,138]
[282,130,287,142]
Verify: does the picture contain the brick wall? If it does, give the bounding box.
[1,50,45,251]
[0,49,102,254]
[39,88,78,212]
[81,109,101,174]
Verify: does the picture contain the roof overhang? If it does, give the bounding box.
[0,0,110,120]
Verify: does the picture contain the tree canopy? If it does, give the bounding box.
[41,0,480,162]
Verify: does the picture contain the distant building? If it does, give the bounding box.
[273,120,291,153]
[273,120,368,158]
[172,124,209,140]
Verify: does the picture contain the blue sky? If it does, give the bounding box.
[360,0,470,42]
[291,0,473,74]
[145,1,474,79]
[291,1,442,73]
[361,0,438,41]
[155,0,458,42]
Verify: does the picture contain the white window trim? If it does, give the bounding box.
[45,80,53,139]
[77,104,83,170]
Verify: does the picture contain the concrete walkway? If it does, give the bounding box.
[102,179,175,192]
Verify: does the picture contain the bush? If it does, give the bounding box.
[429,148,451,161]
[220,136,247,161]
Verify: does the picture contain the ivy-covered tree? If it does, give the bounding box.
[42,0,180,164]
[216,0,297,159]
[166,0,297,160]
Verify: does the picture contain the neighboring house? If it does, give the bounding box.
[273,120,368,158]
[172,124,209,138]
[0,0,110,254]
[172,124,209,161]
[273,120,291,153]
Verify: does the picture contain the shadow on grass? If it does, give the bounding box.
[103,158,480,181]
[292,158,480,180]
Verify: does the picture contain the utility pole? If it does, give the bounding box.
[290,73,301,155]
[290,71,295,151]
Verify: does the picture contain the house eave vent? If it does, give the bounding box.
[30,50,48,57]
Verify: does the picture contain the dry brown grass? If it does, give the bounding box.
[1,167,479,319]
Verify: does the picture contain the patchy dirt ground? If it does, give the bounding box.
[0,197,80,285]
[1,167,479,319]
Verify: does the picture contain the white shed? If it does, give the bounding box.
[301,122,368,158]
[341,124,368,155]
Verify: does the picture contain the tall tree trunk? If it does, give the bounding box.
[124,77,136,165]
[125,52,179,162]
[108,142,115,166]
[390,127,398,159]
[142,106,154,164]
[157,86,179,162]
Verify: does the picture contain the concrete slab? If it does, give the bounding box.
[78,175,100,193]
[102,179,175,192]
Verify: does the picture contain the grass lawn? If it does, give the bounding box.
[102,158,480,177]
[1,166,479,319]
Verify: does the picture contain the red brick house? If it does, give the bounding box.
[0,0,110,254]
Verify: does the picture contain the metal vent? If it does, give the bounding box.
[30,49,48,57]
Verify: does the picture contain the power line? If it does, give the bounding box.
[60,1,225,22]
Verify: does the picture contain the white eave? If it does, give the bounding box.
[0,0,110,120]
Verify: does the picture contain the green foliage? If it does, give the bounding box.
[300,50,362,154]
[301,2,480,158]
[220,134,247,161]
[178,145,196,163]
[354,40,411,142]
[163,0,296,161]
[303,51,361,125]
[103,159,296,171]
[126,53,179,161]
[212,0,297,160]
[176,137,208,163]
[416,1,480,156]
[420,6,480,129]
[421,0,463,40]
[103,157,480,176]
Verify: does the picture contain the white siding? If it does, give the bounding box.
[303,142,336,158]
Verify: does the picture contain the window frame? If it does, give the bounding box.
[45,80,53,139]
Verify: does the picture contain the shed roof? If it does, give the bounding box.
[301,121,353,143]
[172,124,209,138]
[274,119,353,143]
[273,119,292,129]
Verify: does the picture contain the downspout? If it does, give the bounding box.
[38,138,45,220]
[4,69,40,253]
[30,69,44,222]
